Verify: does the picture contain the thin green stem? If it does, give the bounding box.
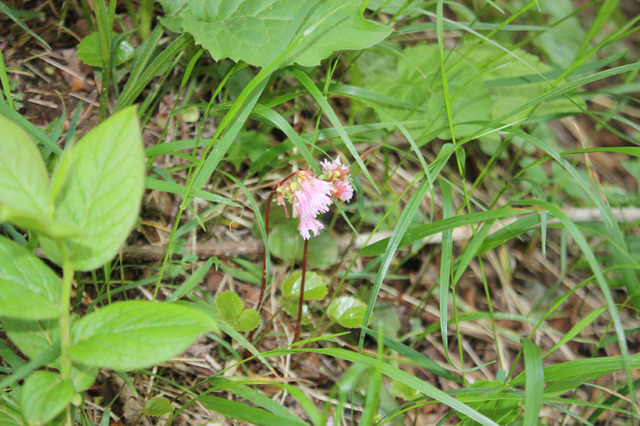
[58,248,73,379]
[93,0,111,122]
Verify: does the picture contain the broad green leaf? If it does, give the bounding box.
[282,300,310,325]
[144,397,173,417]
[363,44,492,141]
[216,291,260,332]
[281,271,328,301]
[0,205,79,240]
[20,371,74,426]
[0,236,61,320]
[391,379,420,401]
[156,0,188,32]
[0,113,49,218]
[68,301,216,371]
[460,41,584,121]
[41,107,145,271]
[169,0,390,68]
[77,32,134,67]
[328,296,370,328]
[69,364,98,393]
[269,221,338,270]
[0,399,24,425]
[371,301,401,340]
[1,318,59,360]
[533,0,585,68]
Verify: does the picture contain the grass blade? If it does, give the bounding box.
[358,176,431,350]
[521,338,543,426]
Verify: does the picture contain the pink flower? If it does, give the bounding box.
[293,172,333,218]
[273,159,354,239]
[321,157,350,180]
[321,157,354,203]
[332,179,354,202]
[296,208,325,239]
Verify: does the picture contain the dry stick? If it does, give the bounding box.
[116,207,640,262]
[294,239,309,343]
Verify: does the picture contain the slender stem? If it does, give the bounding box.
[294,239,309,343]
[249,171,299,346]
[93,0,111,122]
[256,190,275,311]
[58,248,73,379]
[248,190,275,345]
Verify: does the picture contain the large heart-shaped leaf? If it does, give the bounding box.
[68,301,216,371]
[0,113,49,217]
[458,41,584,122]
[363,44,492,142]
[0,236,61,320]
[160,0,391,68]
[40,107,145,271]
[20,371,74,426]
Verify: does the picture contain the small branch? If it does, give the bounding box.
[101,206,640,263]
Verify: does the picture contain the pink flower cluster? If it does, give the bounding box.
[276,157,354,239]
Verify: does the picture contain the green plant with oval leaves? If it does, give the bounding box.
[0,108,217,425]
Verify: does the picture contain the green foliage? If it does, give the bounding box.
[143,397,174,417]
[0,114,49,218]
[200,395,307,426]
[281,271,328,301]
[269,221,338,270]
[457,381,522,425]
[0,397,24,425]
[20,371,74,426]
[460,41,584,121]
[328,296,370,328]
[40,107,145,271]
[0,104,216,422]
[158,0,390,67]
[68,301,216,370]
[0,237,61,320]
[2,318,59,360]
[216,291,260,332]
[77,32,134,67]
[1,0,639,423]
[364,44,492,141]
[282,301,311,325]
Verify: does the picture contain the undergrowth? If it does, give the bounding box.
[1,0,639,424]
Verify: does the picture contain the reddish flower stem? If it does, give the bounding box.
[248,190,275,344]
[249,171,299,345]
[294,238,309,343]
